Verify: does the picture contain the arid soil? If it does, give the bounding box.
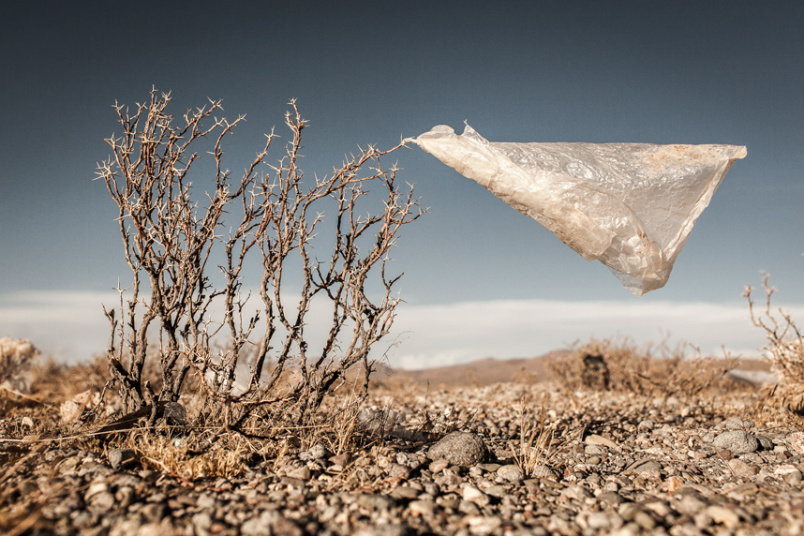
[2,358,803,536]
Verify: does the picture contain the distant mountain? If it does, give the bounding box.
[370,351,771,388]
[373,350,573,387]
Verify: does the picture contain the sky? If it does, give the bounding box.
[1,1,802,367]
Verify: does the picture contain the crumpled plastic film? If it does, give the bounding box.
[412,124,747,295]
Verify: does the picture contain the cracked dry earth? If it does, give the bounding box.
[2,383,804,536]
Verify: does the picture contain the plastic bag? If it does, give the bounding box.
[412,125,747,295]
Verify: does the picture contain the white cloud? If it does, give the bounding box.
[1,291,802,369]
[388,299,804,369]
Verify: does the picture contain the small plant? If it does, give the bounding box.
[509,393,557,478]
[96,89,422,427]
[744,273,804,415]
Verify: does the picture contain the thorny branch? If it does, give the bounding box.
[96,89,423,425]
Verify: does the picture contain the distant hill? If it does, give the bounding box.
[373,350,572,387]
[371,351,771,388]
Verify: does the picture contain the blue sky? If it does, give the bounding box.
[1,1,802,365]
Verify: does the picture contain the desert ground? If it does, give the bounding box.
[1,347,803,536]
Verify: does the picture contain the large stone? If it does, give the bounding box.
[427,432,487,466]
[713,430,759,455]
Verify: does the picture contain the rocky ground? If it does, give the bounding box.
[2,380,804,535]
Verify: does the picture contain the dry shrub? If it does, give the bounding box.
[744,273,804,415]
[97,385,370,480]
[96,89,422,428]
[549,337,734,397]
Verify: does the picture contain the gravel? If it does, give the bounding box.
[4,382,804,535]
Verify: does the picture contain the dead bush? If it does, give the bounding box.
[744,273,804,415]
[550,338,733,397]
[96,89,422,428]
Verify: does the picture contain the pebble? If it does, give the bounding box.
[599,491,625,506]
[530,464,557,479]
[408,500,435,516]
[387,463,410,480]
[788,431,804,454]
[627,460,662,478]
[706,505,740,528]
[561,484,591,501]
[462,485,489,507]
[713,430,759,454]
[286,466,311,480]
[587,512,613,530]
[728,458,759,477]
[304,444,330,460]
[468,516,502,534]
[427,432,487,466]
[108,448,138,471]
[496,464,524,482]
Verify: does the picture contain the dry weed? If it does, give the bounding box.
[117,426,259,480]
[509,393,558,477]
[745,273,804,415]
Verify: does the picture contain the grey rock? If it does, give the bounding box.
[627,460,662,477]
[304,444,330,460]
[561,484,591,501]
[387,463,411,480]
[356,493,394,510]
[757,435,773,450]
[599,491,625,506]
[462,484,489,507]
[496,464,524,482]
[427,432,486,466]
[713,430,759,454]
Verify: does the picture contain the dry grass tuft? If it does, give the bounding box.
[509,393,558,478]
[117,426,260,480]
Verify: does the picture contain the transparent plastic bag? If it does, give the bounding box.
[412,124,747,295]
